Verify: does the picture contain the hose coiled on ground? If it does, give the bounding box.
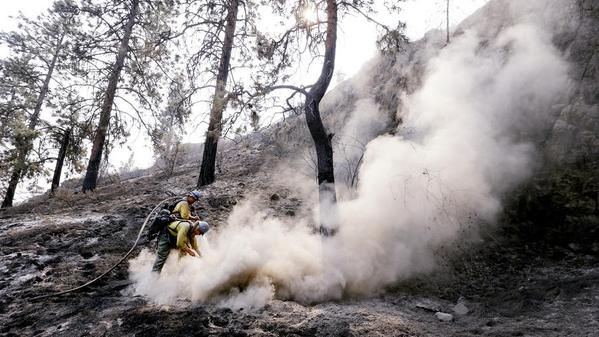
[30,196,180,301]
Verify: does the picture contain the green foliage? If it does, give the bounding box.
[151,75,192,176]
[0,0,410,201]
[376,22,408,55]
[0,0,85,203]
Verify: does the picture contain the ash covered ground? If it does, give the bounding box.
[1,142,598,337]
[2,0,599,335]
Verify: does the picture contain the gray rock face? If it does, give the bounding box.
[415,299,441,312]
[303,0,598,240]
[453,302,470,316]
[543,0,599,166]
[435,312,454,322]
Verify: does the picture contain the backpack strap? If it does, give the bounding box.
[170,200,187,219]
[167,220,193,248]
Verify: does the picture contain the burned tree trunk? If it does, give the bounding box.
[2,165,23,209]
[1,34,65,208]
[305,0,338,235]
[446,0,450,44]
[197,0,239,187]
[50,128,72,196]
[82,0,139,192]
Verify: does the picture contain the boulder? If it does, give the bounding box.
[435,312,454,322]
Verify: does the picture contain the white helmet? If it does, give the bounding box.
[197,221,210,234]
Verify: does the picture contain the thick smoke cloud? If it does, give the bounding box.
[130,0,572,309]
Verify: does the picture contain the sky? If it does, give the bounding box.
[0,0,488,199]
[0,0,489,79]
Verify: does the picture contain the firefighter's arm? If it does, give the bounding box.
[189,206,200,221]
[176,223,194,256]
[182,246,197,257]
[191,236,201,257]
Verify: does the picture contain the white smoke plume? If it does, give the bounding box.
[130,0,572,309]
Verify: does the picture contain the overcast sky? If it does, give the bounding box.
[1,0,488,199]
[0,0,489,108]
[1,0,488,78]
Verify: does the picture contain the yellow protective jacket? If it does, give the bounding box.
[167,201,200,255]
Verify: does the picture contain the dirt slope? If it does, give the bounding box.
[1,137,598,336]
[1,0,598,335]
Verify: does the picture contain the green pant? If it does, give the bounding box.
[152,231,174,273]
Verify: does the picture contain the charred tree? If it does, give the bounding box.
[49,127,72,196]
[446,0,450,44]
[197,0,239,187]
[305,0,338,235]
[82,0,139,192]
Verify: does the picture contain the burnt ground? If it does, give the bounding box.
[1,207,598,337]
[1,144,598,337]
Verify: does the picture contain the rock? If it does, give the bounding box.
[435,312,454,322]
[82,262,95,270]
[415,299,440,312]
[453,302,469,316]
[79,251,94,259]
[568,243,581,252]
[485,317,500,327]
[270,193,280,201]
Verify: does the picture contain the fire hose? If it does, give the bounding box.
[30,196,181,301]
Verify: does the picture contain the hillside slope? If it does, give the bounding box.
[2,134,598,337]
[1,0,598,336]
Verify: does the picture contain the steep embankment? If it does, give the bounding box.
[271,0,598,244]
[1,0,598,336]
[2,137,598,336]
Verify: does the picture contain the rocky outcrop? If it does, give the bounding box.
[511,0,598,244]
[271,0,598,242]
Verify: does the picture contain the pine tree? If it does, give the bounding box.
[240,0,406,233]
[0,0,81,207]
[151,75,192,176]
[79,0,179,191]
[80,0,140,192]
[197,0,240,187]
[47,90,91,195]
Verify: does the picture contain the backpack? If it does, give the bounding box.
[147,201,179,241]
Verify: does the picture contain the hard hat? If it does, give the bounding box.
[189,190,202,200]
[198,221,209,234]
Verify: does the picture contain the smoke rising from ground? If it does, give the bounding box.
[130,0,572,309]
